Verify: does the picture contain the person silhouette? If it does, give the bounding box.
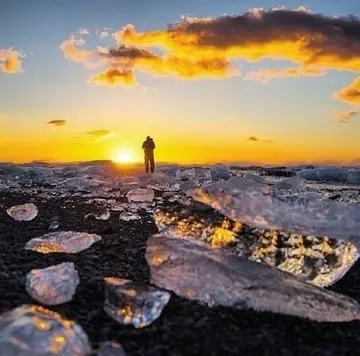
[142,136,156,173]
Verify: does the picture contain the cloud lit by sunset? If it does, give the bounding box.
[1,1,359,165]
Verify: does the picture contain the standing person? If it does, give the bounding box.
[142,136,156,173]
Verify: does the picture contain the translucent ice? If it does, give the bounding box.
[347,170,360,184]
[6,203,38,221]
[154,204,358,287]
[190,179,360,248]
[273,177,306,190]
[126,188,155,202]
[146,235,360,322]
[25,231,101,254]
[104,277,170,328]
[210,164,231,181]
[119,212,141,221]
[96,341,126,356]
[0,305,91,355]
[26,262,80,305]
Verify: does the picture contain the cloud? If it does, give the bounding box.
[91,68,136,86]
[247,136,274,143]
[334,77,360,105]
[59,35,96,65]
[86,129,111,137]
[246,67,324,83]
[61,9,360,92]
[118,10,360,73]
[0,48,23,73]
[47,119,67,126]
[336,110,359,123]
[78,28,89,35]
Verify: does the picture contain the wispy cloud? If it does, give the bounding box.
[336,110,359,123]
[47,119,67,126]
[86,129,112,142]
[0,48,23,73]
[246,67,324,84]
[335,77,360,105]
[247,136,275,143]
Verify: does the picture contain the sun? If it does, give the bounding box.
[111,148,137,164]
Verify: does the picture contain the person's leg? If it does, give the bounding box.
[150,153,155,173]
[145,154,149,173]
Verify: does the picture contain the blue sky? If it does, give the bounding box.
[0,1,359,164]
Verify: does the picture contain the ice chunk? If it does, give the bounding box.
[104,277,170,328]
[6,203,38,221]
[316,167,348,182]
[126,188,155,202]
[190,180,360,248]
[194,167,211,180]
[154,204,358,287]
[273,177,306,190]
[347,170,360,184]
[146,235,360,322]
[177,168,196,180]
[96,341,126,356]
[244,174,265,184]
[85,209,111,220]
[296,168,319,181]
[0,305,91,355]
[49,218,60,230]
[179,179,198,192]
[26,262,80,305]
[119,212,141,221]
[25,231,101,254]
[210,164,231,181]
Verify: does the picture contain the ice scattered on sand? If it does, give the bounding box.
[26,262,80,305]
[25,231,101,254]
[104,277,170,328]
[0,305,91,355]
[119,211,141,221]
[126,188,155,202]
[189,177,360,248]
[6,203,38,221]
[96,341,126,356]
[146,235,360,322]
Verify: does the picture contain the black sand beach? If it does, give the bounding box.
[1,191,360,355]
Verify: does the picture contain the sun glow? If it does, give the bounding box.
[111,148,137,164]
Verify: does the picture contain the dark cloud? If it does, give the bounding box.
[47,119,66,126]
[247,136,275,143]
[336,110,359,123]
[86,129,111,137]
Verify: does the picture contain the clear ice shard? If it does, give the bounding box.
[6,203,38,221]
[119,212,141,221]
[104,277,170,328]
[25,231,102,254]
[0,305,92,355]
[146,235,360,322]
[273,176,306,190]
[210,164,231,181]
[189,178,360,248]
[96,341,126,356]
[26,262,80,305]
[126,188,155,202]
[154,204,358,287]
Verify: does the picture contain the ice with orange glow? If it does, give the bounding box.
[25,231,101,254]
[0,305,91,355]
[26,262,80,305]
[6,203,38,221]
[154,202,358,287]
[104,277,170,328]
[146,235,360,322]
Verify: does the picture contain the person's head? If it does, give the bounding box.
[146,136,151,140]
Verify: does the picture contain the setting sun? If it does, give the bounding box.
[111,149,138,164]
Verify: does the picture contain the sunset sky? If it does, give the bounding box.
[1,0,359,165]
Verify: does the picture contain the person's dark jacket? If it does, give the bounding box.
[142,138,155,152]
